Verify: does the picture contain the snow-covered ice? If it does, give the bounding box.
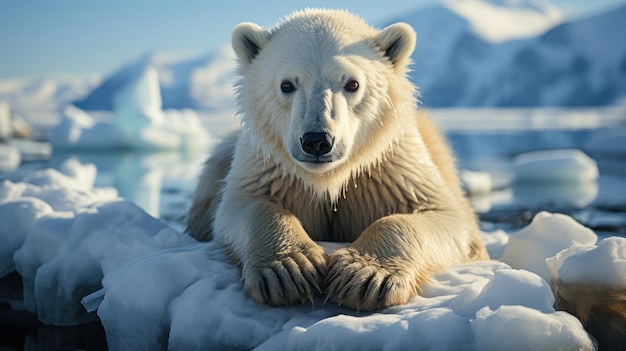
[547,237,626,288]
[0,159,115,278]
[96,245,596,351]
[501,211,597,282]
[49,67,211,151]
[1,159,616,349]
[513,149,599,184]
[546,237,626,333]
[460,169,493,194]
[0,144,21,173]
[0,159,196,325]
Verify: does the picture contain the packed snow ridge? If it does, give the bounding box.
[4,159,626,350]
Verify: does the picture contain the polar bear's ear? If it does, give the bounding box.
[232,22,271,65]
[374,23,416,71]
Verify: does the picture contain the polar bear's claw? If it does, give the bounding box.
[244,245,326,306]
[324,248,416,311]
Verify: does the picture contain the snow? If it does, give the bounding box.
[500,211,597,282]
[513,149,599,183]
[49,67,211,151]
[1,160,195,326]
[547,237,626,288]
[444,0,563,43]
[0,159,116,278]
[2,159,615,349]
[471,306,595,351]
[546,237,626,329]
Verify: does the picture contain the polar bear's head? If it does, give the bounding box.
[232,9,417,181]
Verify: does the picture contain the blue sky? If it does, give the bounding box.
[0,0,624,79]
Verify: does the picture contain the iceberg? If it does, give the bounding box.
[49,67,211,151]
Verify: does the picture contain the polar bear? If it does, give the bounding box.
[187,9,488,311]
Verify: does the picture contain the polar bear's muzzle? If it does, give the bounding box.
[300,132,334,157]
[291,131,346,170]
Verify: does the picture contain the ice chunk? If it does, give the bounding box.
[1,167,116,211]
[58,158,97,189]
[0,144,20,173]
[13,199,195,326]
[0,100,11,140]
[8,138,51,161]
[513,149,598,183]
[81,288,105,313]
[112,65,164,130]
[460,169,492,194]
[24,158,96,191]
[8,112,32,139]
[49,105,126,150]
[500,211,597,281]
[0,159,118,277]
[546,237,626,327]
[49,67,211,151]
[0,158,117,210]
[547,237,626,288]
[0,198,53,277]
[1,159,197,325]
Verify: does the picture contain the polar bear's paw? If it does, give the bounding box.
[324,248,417,311]
[243,245,327,306]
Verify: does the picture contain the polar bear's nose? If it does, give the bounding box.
[301,132,333,156]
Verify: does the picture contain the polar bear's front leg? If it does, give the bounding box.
[214,198,327,306]
[325,210,481,311]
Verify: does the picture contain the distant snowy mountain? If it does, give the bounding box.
[485,3,626,107]
[444,0,563,42]
[73,48,236,112]
[392,0,626,107]
[4,0,623,113]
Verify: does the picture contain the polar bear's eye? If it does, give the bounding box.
[280,81,295,93]
[344,80,359,92]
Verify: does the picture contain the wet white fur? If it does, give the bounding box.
[188,9,488,311]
